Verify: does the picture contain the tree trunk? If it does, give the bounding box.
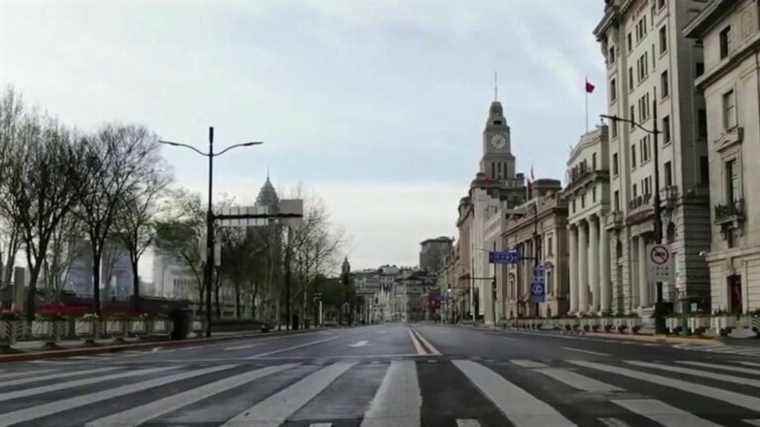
[25,263,42,322]
[214,284,221,319]
[92,247,101,315]
[234,282,241,320]
[131,258,140,312]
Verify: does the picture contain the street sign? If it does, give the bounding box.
[530,265,545,303]
[647,244,673,283]
[217,206,270,227]
[489,250,520,264]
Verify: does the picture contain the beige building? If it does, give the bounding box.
[564,127,614,315]
[685,0,760,314]
[503,180,569,318]
[595,0,711,314]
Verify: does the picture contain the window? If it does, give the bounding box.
[611,121,617,138]
[696,62,704,77]
[631,144,637,168]
[610,78,617,102]
[726,159,740,203]
[581,192,585,208]
[627,33,633,52]
[629,67,634,91]
[630,105,636,130]
[720,26,732,59]
[572,199,576,213]
[659,26,667,54]
[592,185,597,202]
[662,115,671,143]
[613,153,619,175]
[723,89,736,129]
[664,161,672,187]
[700,156,709,185]
[614,190,620,211]
[592,153,597,171]
[698,109,707,138]
[640,136,650,163]
[660,70,669,97]
[609,46,616,64]
[658,0,666,9]
[632,183,638,198]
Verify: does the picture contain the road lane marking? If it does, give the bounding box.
[510,360,548,369]
[612,399,721,427]
[456,419,481,427]
[0,366,119,387]
[536,368,623,393]
[740,361,760,368]
[568,360,760,411]
[361,360,421,427]
[310,424,333,427]
[412,329,441,355]
[452,360,576,427]
[0,364,235,427]
[349,340,369,348]
[625,360,760,388]
[225,343,260,351]
[246,335,342,359]
[222,362,356,426]
[408,329,427,355]
[86,363,298,427]
[0,368,58,381]
[743,420,760,426]
[677,360,760,375]
[0,366,176,403]
[562,347,610,357]
[598,418,631,427]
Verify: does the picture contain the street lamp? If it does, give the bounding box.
[159,127,263,338]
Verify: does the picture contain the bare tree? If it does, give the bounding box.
[75,124,161,314]
[43,211,84,302]
[0,87,25,287]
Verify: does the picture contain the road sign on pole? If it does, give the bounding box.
[489,250,520,264]
[647,244,673,283]
[530,265,545,303]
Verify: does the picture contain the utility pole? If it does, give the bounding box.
[284,225,292,330]
[205,127,214,338]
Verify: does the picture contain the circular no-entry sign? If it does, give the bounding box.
[650,245,670,266]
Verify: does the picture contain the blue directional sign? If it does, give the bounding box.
[488,250,520,264]
[530,265,546,303]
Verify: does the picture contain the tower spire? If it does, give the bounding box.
[494,71,498,101]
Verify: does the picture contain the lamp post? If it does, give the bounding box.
[159,127,263,338]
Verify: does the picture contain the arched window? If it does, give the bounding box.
[667,222,676,244]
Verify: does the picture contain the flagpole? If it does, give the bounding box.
[585,77,589,133]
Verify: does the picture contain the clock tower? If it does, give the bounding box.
[479,100,516,182]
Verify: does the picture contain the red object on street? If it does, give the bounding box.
[585,79,595,93]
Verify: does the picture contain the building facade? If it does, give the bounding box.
[419,237,454,273]
[595,0,711,314]
[685,0,760,314]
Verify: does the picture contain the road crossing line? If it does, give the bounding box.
[222,362,356,426]
[225,343,261,351]
[0,368,58,381]
[348,340,369,348]
[625,360,760,388]
[597,417,632,427]
[743,419,760,426]
[536,368,624,393]
[85,363,299,427]
[740,361,760,368]
[361,360,421,427]
[0,366,119,388]
[0,364,236,427]
[408,329,427,355]
[245,335,342,359]
[612,398,722,427]
[455,419,481,427]
[562,347,610,357]
[0,366,176,403]
[568,360,760,412]
[510,360,548,368]
[677,360,760,375]
[452,359,576,427]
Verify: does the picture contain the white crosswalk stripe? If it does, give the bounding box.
[453,359,576,427]
[456,419,481,427]
[625,360,760,388]
[612,399,721,427]
[0,366,119,388]
[361,360,421,427]
[535,368,623,393]
[677,360,760,375]
[0,368,58,381]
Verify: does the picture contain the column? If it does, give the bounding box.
[568,225,578,314]
[577,220,588,313]
[638,236,649,308]
[599,220,611,313]
[588,216,599,313]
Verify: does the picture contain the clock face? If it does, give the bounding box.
[490,135,506,149]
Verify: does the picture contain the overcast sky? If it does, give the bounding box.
[1,0,607,270]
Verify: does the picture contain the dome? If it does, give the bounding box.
[255,177,279,211]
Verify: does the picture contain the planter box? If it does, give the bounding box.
[130,320,146,334]
[0,320,20,347]
[688,317,709,335]
[711,315,737,336]
[192,320,203,332]
[31,321,54,339]
[106,320,124,335]
[152,320,169,333]
[666,317,686,334]
[75,320,96,337]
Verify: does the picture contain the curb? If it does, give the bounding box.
[0,327,329,363]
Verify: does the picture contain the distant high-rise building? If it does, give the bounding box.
[419,237,453,273]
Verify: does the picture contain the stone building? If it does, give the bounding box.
[564,127,614,315]
[685,0,760,314]
[503,180,569,318]
[594,0,711,314]
[419,237,454,273]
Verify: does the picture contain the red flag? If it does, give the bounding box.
[585,79,595,93]
[530,164,535,181]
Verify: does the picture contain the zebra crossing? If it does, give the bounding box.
[673,342,760,357]
[1,355,760,426]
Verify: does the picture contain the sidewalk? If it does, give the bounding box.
[0,327,327,363]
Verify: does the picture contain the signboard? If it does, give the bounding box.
[530,265,545,303]
[489,250,520,264]
[279,199,304,226]
[647,244,673,283]
[217,206,270,227]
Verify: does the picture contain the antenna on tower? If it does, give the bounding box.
[494,71,498,101]
[266,166,270,181]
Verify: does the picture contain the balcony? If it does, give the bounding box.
[661,185,678,209]
[714,199,744,225]
[628,193,652,211]
[606,210,624,229]
[626,193,654,225]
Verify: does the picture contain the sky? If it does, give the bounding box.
[0,0,608,270]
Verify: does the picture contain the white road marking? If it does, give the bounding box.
[568,360,760,411]
[597,417,631,427]
[0,364,236,427]
[408,329,427,355]
[349,340,369,348]
[625,360,760,388]
[86,363,297,427]
[453,360,576,427]
[536,368,623,393]
[413,330,441,355]
[456,419,481,427]
[67,355,110,360]
[246,335,342,358]
[562,347,610,357]
[225,344,260,351]
[0,366,176,403]
[677,360,760,375]
[0,366,119,388]
[742,419,760,426]
[223,362,355,426]
[612,399,721,427]
[740,361,760,368]
[0,368,58,381]
[310,424,333,427]
[361,360,421,427]
[510,360,548,369]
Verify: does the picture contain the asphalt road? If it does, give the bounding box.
[1,323,759,426]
